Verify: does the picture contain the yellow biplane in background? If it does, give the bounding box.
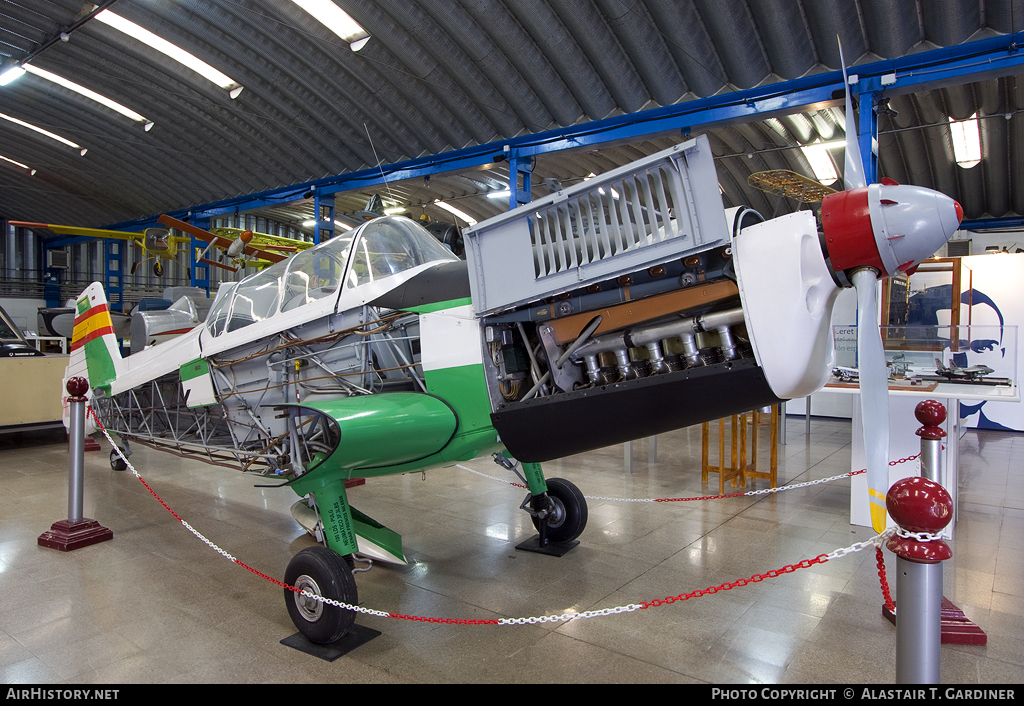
[11,219,314,276]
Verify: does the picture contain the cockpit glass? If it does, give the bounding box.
[224,260,287,333]
[280,237,352,312]
[206,229,355,336]
[347,216,459,288]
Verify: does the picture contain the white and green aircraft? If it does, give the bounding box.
[68,130,962,645]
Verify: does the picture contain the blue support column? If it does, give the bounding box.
[313,190,335,244]
[508,150,532,210]
[189,215,211,295]
[858,87,879,184]
[103,240,123,312]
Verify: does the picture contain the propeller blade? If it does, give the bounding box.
[838,37,867,191]
[852,267,890,533]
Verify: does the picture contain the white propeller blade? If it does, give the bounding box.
[852,267,890,532]
[838,38,867,191]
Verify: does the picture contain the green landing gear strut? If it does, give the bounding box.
[495,454,588,556]
[280,478,380,657]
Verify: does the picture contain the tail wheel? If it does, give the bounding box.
[532,477,588,543]
[110,447,127,471]
[284,546,358,644]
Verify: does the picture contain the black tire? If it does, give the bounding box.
[283,546,358,644]
[110,448,127,471]
[532,477,588,543]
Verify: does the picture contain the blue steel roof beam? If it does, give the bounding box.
[100,35,1024,231]
[960,216,1024,231]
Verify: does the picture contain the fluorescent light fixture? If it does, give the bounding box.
[384,207,407,215]
[23,64,148,122]
[292,0,370,49]
[487,189,511,199]
[0,154,30,169]
[800,139,839,185]
[333,220,353,231]
[434,200,476,226]
[144,121,155,131]
[302,219,317,227]
[949,114,981,168]
[0,66,26,86]
[95,10,241,91]
[0,111,80,148]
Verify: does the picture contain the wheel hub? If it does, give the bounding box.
[292,574,324,623]
[545,495,566,528]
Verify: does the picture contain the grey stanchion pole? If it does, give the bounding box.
[38,377,113,551]
[67,384,85,523]
[885,400,953,684]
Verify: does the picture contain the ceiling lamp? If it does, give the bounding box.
[799,139,841,185]
[0,111,81,149]
[949,114,981,168]
[434,200,476,226]
[95,10,243,94]
[0,154,31,170]
[293,0,371,51]
[0,65,26,86]
[22,64,150,125]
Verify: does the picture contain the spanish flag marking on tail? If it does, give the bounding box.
[71,284,122,393]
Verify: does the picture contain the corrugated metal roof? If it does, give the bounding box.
[1,0,1022,237]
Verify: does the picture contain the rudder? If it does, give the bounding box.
[70,282,125,394]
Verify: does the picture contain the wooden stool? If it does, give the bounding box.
[701,415,746,495]
[701,406,779,494]
[743,405,779,489]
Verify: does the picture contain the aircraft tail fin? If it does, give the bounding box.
[71,282,126,394]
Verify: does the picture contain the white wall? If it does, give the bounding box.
[0,297,48,335]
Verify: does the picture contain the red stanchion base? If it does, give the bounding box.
[344,478,365,488]
[882,597,987,645]
[38,518,113,551]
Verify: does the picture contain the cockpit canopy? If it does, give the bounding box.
[206,216,459,337]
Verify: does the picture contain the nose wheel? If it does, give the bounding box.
[519,477,588,555]
[283,546,358,645]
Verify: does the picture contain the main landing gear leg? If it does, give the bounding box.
[280,479,379,658]
[495,454,588,556]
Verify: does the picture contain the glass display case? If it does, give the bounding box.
[830,324,1017,395]
[880,257,974,352]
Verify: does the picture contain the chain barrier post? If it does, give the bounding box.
[885,400,954,684]
[38,377,113,551]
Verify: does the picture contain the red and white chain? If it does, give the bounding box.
[89,407,931,627]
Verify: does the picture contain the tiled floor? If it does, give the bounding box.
[0,415,1021,684]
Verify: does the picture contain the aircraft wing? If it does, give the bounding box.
[158,215,291,264]
[9,221,190,244]
[9,221,144,242]
[210,227,312,253]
